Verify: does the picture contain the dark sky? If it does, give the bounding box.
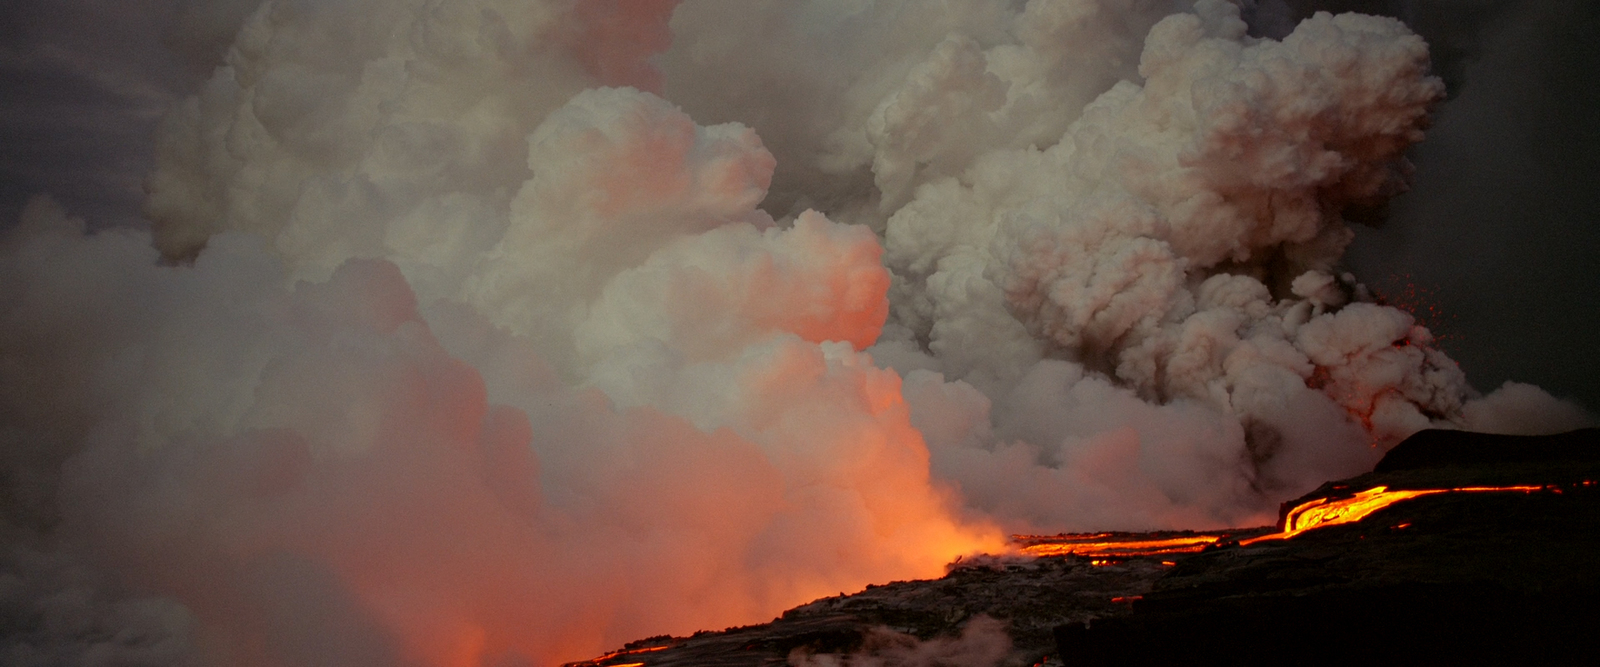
[0,0,252,227]
[2,0,1595,410]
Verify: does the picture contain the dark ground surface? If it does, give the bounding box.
[560,554,1196,667]
[565,428,1600,666]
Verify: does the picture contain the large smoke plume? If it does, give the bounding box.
[1,1,1592,665]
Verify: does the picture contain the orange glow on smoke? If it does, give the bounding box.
[1242,484,1548,545]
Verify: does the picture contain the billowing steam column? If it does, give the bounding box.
[25,1,1000,665]
[880,2,1590,532]
[0,1,1592,666]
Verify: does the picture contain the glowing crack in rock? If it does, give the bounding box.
[1014,534,1223,558]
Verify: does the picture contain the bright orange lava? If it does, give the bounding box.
[1242,484,1548,545]
[1014,534,1222,558]
[1018,483,1574,558]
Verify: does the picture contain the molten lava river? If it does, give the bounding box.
[1017,482,1576,558]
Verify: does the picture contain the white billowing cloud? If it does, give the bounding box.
[3,1,1594,666]
[885,3,1445,387]
[143,0,675,284]
[866,1,1592,530]
[11,2,997,664]
[1460,381,1599,436]
[463,86,779,369]
[2,193,993,666]
[661,0,1190,226]
[577,211,888,373]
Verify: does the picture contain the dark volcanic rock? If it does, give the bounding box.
[563,556,1183,666]
[1056,428,1600,665]
[1055,582,1600,663]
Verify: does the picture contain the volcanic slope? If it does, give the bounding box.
[565,428,1600,667]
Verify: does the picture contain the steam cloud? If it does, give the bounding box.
[2,1,1592,665]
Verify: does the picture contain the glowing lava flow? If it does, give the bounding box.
[1014,534,1223,558]
[1241,484,1549,545]
[1016,483,1576,557]
[563,644,670,667]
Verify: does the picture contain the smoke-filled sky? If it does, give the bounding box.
[0,1,1596,666]
[5,0,1597,408]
